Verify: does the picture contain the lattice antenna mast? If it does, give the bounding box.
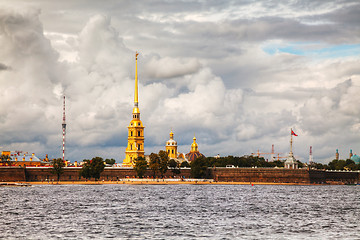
[62,95,66,161]
[309,146,313,164]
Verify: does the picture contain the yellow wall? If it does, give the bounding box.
[166,145,177,159]
[123,117,145,167]
[1,151,11,156]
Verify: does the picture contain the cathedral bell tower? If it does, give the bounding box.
[166,130,178,159]
[123,52,145,167]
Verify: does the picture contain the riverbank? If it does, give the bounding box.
[2,167,358,184]
[1,180,327,186]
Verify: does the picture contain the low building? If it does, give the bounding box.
[0,151,49,167]
[284,151,298,169]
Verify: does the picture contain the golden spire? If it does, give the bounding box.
[123,52,145,167]
[134,52,139,107]
[133,52,140,115]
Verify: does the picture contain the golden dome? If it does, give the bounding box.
[132,107,140,114]
[191,135,198,152]
[170,130,174,139]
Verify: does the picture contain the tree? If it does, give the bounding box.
[90,157,105,180]
[296,160,304,168]
[158,150,169,178]
[105,158,116,165]
[51,158,65,182]
[168,159,180,175]
[180,161,190,168]
[344,163,357,171]
[149,153,160,178]
[0,154,11,166]
[311,162,329,170]
[80,157,105,181]
[271,160,285,168]
[328,159,347,170]
[90,157,105,181]
[190,156,208,179]
[80,160,91,179]
[134,157,148,178]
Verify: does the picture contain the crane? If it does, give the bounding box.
[251,145,283,161]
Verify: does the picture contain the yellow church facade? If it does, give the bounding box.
[164,130,204,162]
[122,53,205,167]
[165,131,178,159]
[123,52,145,167]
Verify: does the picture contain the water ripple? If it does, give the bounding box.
[0,185,359,239]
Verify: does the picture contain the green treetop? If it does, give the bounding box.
[51,158,65,182]
[80,157,105,181]
[134,157,148,178]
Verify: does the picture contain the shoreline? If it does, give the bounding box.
[0,181,334,186]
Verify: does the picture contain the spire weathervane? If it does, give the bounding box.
[134,52,139,107]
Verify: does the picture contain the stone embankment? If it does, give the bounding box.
[0,167,359,184]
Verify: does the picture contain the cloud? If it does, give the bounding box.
[0,63,10,71]
[298,79,360,158]
[0,2,360,164]
[0,8,62,148]
[63,15,135,149]
[78,15,131,72]
[144,55,201,79]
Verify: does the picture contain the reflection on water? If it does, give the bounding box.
[0,185,359,239]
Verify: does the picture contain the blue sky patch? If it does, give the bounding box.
[263,43,360,58]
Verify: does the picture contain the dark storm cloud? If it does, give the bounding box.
[171,15,357,46]
[26,0,359,60]
[313,0,360,26]
[0,63,10,71]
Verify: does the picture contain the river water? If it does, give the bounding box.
[0,184,359,239]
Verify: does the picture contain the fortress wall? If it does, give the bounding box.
[0,167,358,183]
[323,171,359,184]
[25,168,83,181]
[0,167,26,181]
[211,168,311,183]
[212,168,359,184]
[308,170,326,184]
[23,167,191,181]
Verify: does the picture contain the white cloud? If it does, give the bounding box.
[144,56,201,79]
[0,1,360,164]
[0,8,62,150]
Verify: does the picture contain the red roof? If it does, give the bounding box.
[185,151,205,162]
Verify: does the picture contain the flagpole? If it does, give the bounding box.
[290,128,293,154]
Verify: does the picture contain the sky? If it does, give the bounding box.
[0,0,359,163]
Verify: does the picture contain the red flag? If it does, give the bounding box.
[291,129,298,136]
